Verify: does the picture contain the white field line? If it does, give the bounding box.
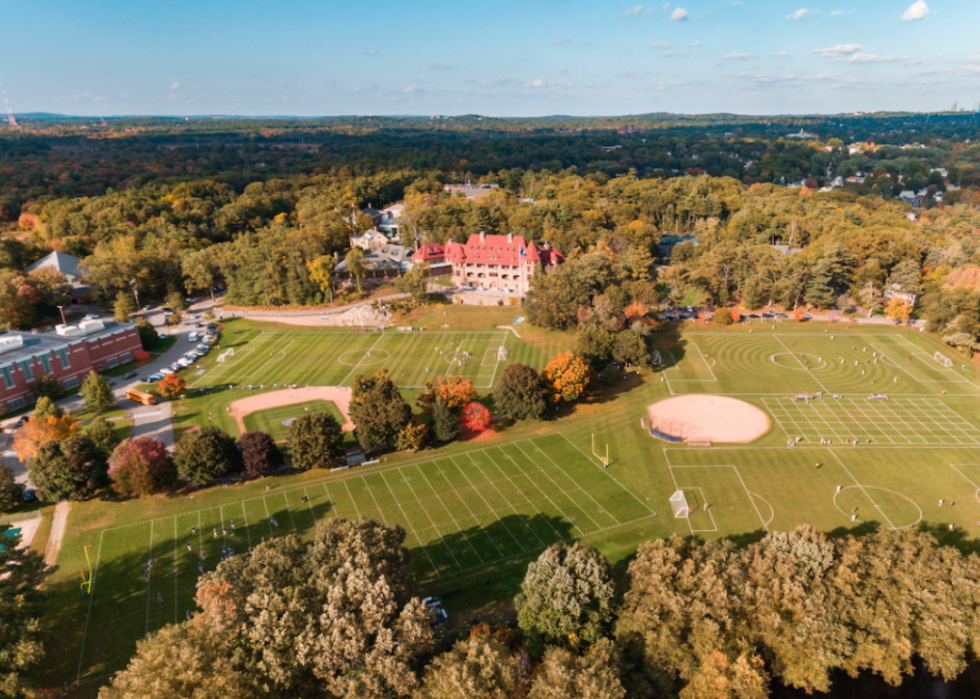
[338,333,387,386]
[448,454,527,553]
[693,341,718,382]
[461,452,546,548]
[827,449,896,529]
[413,464,486,565]
[144,520,154,635]
[558,433,657,515]
[431,463,505,558]
[76,529,105,685]
[398,467,464,572]
[494,447,588,537]
[248,339,295,379]
[519,441,619,525]
[380,471,440,577]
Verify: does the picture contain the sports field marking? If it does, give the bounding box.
[460,452,547,548]
[398,467,464,572]
[772,334,830,393]
[558,433,658,516]
[338,334,387,387]
[748,492,775,527]
[75,529,104,684]
[380,471,440,577]
[448,455,527,553]
[827,449,896,530]
[249,340,294,378]
[666,461,768,533]
[520,441,619,524]
[495,448,590,536]
[683,486,717,533]
[830,485,922,529]
[693,342,718,382]
[949,464,980,505]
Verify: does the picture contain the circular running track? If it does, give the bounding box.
[647,394,770,443]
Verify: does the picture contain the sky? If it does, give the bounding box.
[2,0,978,117]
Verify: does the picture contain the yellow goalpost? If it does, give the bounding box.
[592,433,609,468]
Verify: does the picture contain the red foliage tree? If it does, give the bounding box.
[157,373,187,400]
[108,437,176,496]
[461,402,493,433]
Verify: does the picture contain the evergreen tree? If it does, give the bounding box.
[0,465,24,513]
[493,364,548,421]
[349,370,412,453]
[81,370,115,413]
[432,395,458,442]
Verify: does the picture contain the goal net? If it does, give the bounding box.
[497,346,508,361]
[651,349,662,367]
[217,348,235,363]
[669,490,690,519]
[933,351,953,368]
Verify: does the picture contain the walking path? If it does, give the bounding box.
[44,501,69,566]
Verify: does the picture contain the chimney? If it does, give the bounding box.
[479,231,486,243]
[507,232,513,243]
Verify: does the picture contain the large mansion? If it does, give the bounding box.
[445,232,564,295]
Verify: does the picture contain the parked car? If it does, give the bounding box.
[22,489,36,503]
[122,371,137,380]
[147,374,163,382]
[188,332,199,342]
[159,368,174,376]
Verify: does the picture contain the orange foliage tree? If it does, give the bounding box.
[437,374,477,412]
[461,402,493,433]
[885,297,913,324]
[542,352,592,404]
[13,414,79,462]
[157,373,187,400]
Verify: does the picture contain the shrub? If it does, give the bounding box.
[461,402,493,433]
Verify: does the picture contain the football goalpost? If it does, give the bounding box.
[669,490,690,519]
[933,351,954,368]
[217,348,235,363]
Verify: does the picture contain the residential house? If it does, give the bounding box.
[24,251,91,302]
[350,229,389,252]
[444,184,499,200]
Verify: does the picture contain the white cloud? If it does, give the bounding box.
[526,79,547,88]
[901,0,929,20]
[776,51,789,56]
[691,41,701,46]
[670,7,688,20]
[787,8,810,19]
[849,53,904,63]
[727,0,742,5]
[624,5,644,16]
[902,58,922,66]
[553,39,570,45]
[403,86,418,93]
[662,50,691,56]
[169,82,181,90]
[813,43,861,59]
[366,49,379,55]
[725,52,755,59]
[830,9,843,16]
[651,41,671,47]
[662,2,670,9]
[619,70,637,77]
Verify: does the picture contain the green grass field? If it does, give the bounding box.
[241,400,348,442]
[41,310,980,696]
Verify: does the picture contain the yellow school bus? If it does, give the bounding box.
[125,388,156,406]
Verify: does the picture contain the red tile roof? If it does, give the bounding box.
[412,243,445,262]
[445,233,564,265]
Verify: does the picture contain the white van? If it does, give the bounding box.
[188,332,199,342]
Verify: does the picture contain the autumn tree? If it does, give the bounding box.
[416,637,515,699]
[885,296,913,323]
[98,624,253,699]
[349,370,412,453]
[516,543,616,649]
[113,290,137,322]
[32,396,63,420]
[526,639,625,699]
[237,431,283,478]
[396,419,429,452]
[287,411,344,471]
[307,254,336,304]
[156,373,187,400]
[29,436,108,502]
[174,427,242,486]
[493,364,548,421]
[108,437,175,496]
[542,351,591,404]
[437,374,477,412]
[574,326,615,368]
[86,416,121,453]
[13,413,79,462]
[461,402,493,433]
[195,518,432,697]
[81,370,115,413]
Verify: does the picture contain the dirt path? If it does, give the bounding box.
[228,386,356,435]
[44,501,70,566]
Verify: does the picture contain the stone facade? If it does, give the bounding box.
[445,232,564,295]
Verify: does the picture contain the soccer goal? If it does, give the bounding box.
[669,490,690,519]
[651,349,663,367]
[217,348,235,363]
[933,351,954,368]
[497,346,508,361]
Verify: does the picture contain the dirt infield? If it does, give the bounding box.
[228,387,355,435]
[647,394,770,443]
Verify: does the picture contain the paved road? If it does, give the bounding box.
[130,402,175,449]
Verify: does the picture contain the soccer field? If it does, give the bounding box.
[648,322,980,544]
[72,432,655,684]
[190,327,516,390]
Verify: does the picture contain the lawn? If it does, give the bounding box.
[39,310,980,696]
[241,400,348,442]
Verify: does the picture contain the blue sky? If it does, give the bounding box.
[2,0,977,117]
